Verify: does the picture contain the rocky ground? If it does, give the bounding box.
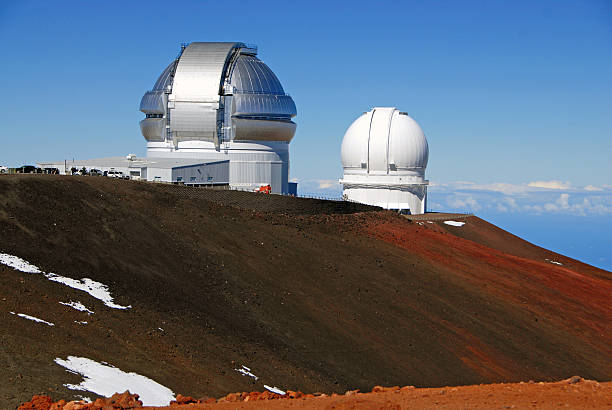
[1,175,611,408]
[19,377,612,409]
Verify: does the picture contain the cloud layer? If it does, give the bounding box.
[290,178,612,216]
[429,181,612,216]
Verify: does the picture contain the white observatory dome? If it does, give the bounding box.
[341,107,428,177]
[339,107,429,214]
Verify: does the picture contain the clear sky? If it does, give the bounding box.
[1,1,611,269]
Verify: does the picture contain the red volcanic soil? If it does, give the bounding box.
[1,175,611,407]
[20,378,612,409]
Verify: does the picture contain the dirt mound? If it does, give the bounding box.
[1,175,611,407]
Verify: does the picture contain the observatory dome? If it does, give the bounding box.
[139,42,297,194]
[341,107,428,177]
[339,107,429,214]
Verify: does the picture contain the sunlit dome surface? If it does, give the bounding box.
[138,42,298,195]
[340,107,429,214]
[341,107,428,177]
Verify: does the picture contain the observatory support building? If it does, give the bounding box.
[140,42,297,194]
[340,107,429,214]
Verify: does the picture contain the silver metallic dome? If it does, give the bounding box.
[140,42,296,145]
[230,54,285,95]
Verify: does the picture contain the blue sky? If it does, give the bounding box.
[0,1,610,269]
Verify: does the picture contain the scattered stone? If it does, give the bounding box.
[49,400,67,410]
[286,390,304,399]
[372,386,400,393]
[566,376,583,384]
[18,395,54,410]
[170,394,199,405]
[91,391,142,408]
[62,402,91,410]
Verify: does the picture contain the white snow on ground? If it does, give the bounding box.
[46,274,131,310]
[0,253,42,273]
[54,356,175,406]
[444,221,465,227]
[60,301,94,314]
[546,259,563,266]
[75,321,88,325]
[0,253,130,310]
[235,365,259,380]
[264,385,286,395]
[10,311,54,326]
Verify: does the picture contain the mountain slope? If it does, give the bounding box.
[1,175,610,407]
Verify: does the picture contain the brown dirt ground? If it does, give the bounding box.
[167,379,612,409]
[1,175,611,408]
[19,378,612,409]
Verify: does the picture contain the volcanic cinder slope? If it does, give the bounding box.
[1,175,610,407]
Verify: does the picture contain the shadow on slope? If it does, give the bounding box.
[0,175,610,407]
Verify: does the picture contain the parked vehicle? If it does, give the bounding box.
[107,170,126,179]
[0,166,8,174]
[18,165,40,174]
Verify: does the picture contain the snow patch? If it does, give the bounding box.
[10,311,54,326]
[264,385,286,395]
[60,301,94,315]
[546,259,563,266]
[0,253,42,273]
[54,356,175,406]
[235,365,259,380]
[444,221,465,227]
[46,274,130,310]
[75,321,88,325]
[0,253,130,310]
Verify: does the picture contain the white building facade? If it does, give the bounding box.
[339,107,429,214]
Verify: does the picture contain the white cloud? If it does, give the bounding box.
[496,203,509,213]
[446,195,482,212]
[430,183,612,216]
[584,185,603,191]
[317,180,339,189]
[527,180,571,190]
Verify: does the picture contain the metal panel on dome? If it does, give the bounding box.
[233,118,296,141]
[232,94,296,118]
[139,118,166,142]
[230,55,285,95]
[172,42,238,101]
[169,42,239,142]
[368,108,394,173]
[170,101,218,141]
[153,61,178,91]
[140,91,167,114]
